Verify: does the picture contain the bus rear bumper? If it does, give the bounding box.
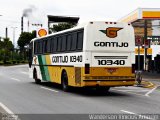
[82,80,135,87]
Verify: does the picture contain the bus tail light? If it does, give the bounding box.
[85,64,90,74]
[132,64,135,73]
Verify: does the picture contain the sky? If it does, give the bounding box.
[1,0,160,46]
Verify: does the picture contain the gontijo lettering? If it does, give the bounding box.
[52,55,82,63]
[94,42,129,47]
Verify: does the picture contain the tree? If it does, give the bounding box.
[17,31,36,60]
[17,31,36,50]
[0,38,14,63]
[0,37,2,49]
[51,22,76,33]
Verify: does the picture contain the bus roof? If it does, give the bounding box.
[31,21,130,42]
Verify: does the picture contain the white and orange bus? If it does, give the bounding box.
[28,21,135,92]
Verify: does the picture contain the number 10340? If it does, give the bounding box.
[98,60,125,65]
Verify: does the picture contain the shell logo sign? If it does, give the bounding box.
[37,29,47,37]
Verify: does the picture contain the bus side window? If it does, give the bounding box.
[61,35,67,52]
[47,38,51,53]
[52,37,57,53]
[77,31,83,50]
[67,35,72,51]
[71,32,77,51]
[35,41,40,54]
[51,37,54,53]
[39,40,43,54]
[37,42,40,54]
[57,36,62,52]
[34,41,37,54]
[43,39,47,54]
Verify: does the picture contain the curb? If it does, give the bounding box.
[135,80,155,88]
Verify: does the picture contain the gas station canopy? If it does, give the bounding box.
[119,8,160,23]
[118,8,160,71]
[118,8,160,36]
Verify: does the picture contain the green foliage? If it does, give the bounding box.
[51,23,76,32]
[3,38,14,50]
[0,61,3,65]
[17,31,36,50]
[0,37,29,65]
[0,38,14,63]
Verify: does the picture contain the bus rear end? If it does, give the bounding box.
[82,22,135,88]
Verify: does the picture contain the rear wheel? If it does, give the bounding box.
[33,69,41,84]
[62,71,69,92]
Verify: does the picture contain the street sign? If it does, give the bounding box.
[135,36,143,46]
[144,39,149,48]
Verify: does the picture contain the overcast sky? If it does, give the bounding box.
[0,0,160,46]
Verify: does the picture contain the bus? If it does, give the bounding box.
[28,21,135,92]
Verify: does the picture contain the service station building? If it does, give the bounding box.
[119,8,160,72]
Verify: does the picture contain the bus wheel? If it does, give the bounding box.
[62,71,69,92]
[33,69,41,84]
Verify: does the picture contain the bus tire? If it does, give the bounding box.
[33,69,41,84]
[61,71,69,92]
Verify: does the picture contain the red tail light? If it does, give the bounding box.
[132,64,135,73]
[85,64,90,74]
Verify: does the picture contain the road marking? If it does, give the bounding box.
[112,89,146,97]
[114,89,149,92]
[0,102,19,119]
[121,110,154,120]
[10,78,21,82]
[41,87,59,93]
[0,102,14,114]
[21,71,28,75]
[145,86,158,97]
[121,110,135,114]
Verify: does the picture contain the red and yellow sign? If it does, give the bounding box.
[38,29,47,37]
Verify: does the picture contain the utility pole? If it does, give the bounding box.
[5,27,8,38]
[21,17,23,33]
[144,20,148,71]
[28,20,29,32]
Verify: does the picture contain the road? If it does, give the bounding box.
[0,65,160,120]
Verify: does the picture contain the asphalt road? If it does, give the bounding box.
[0,65,160,120]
